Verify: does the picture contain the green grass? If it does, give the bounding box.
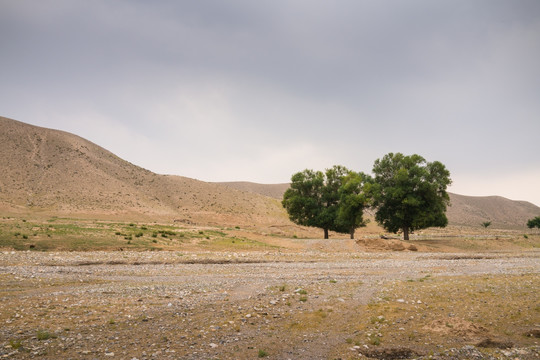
[258,349,268,358]
[9,339,23,349]
[36,330,55,341]
[0,217,277,251]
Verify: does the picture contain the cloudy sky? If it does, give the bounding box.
[1,0,540,205]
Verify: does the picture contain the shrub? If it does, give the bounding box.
[37,330,55,341]
[9,339,22,349]
[258,349,268,358]
[369,336,381,345]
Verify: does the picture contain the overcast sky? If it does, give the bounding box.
[1,0,540,205]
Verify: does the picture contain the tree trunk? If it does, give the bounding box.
[324,228,329,239]
[403,227,409,241]
[350,227,355,239]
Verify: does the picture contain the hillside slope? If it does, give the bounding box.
[446,193,539,229]
[0,116,288,226]
[216,182,290,200]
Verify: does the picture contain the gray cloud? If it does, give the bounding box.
[1,0,539,204]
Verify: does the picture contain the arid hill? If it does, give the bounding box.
[0,116,288,228]
[445,193,539,229]
[2,116,538,230]
[216,182,290,200]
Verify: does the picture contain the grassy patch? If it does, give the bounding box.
[0,217,277,251]
[36,330,56,341]
[257,349,268,358]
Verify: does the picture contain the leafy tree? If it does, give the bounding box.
[527,216,540,229]
[481,221,491,228]
[336,172,372,239]
[282,165,351,239]
[370,153,452,240]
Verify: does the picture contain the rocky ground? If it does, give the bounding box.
[0,250,539,359]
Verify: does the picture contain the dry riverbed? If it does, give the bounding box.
[0,250,539,359]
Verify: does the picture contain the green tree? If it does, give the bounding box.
[371,153,452,240]
[336,172,372,239]
[527,216,540,229]
[481,221,491,228]
[282,165,351,239]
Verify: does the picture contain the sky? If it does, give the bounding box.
[1,0,540,206]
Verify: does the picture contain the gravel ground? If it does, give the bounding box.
[0,250,539,359]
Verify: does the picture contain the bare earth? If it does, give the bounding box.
[1,250,539,359]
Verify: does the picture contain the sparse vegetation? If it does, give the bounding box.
[0,117,539,359]
[0,249,537,359]
[9,339,23,350]
[36,330,55,341]
[481,221,492,228]
[257,349,268,357]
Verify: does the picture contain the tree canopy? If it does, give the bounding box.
[336,171,371,239]
[282,165,369,239]
[370,153,451,240]
[283,154,451,241]
[527,216,540,229]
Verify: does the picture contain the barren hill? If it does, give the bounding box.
[218,181,540,230]
[2,116,538,230]
[216,182,290,200]
[446,193,539,229]
[0,116,288,227]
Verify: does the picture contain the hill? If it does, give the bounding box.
[217,183,540,230]
[2,116,538,231]
[446,193,540,229]
[215,182,290,200]
[0,116,289,228]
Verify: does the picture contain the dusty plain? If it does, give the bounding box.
[1,216,539,359]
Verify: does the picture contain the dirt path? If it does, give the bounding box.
[0,251,539,359]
